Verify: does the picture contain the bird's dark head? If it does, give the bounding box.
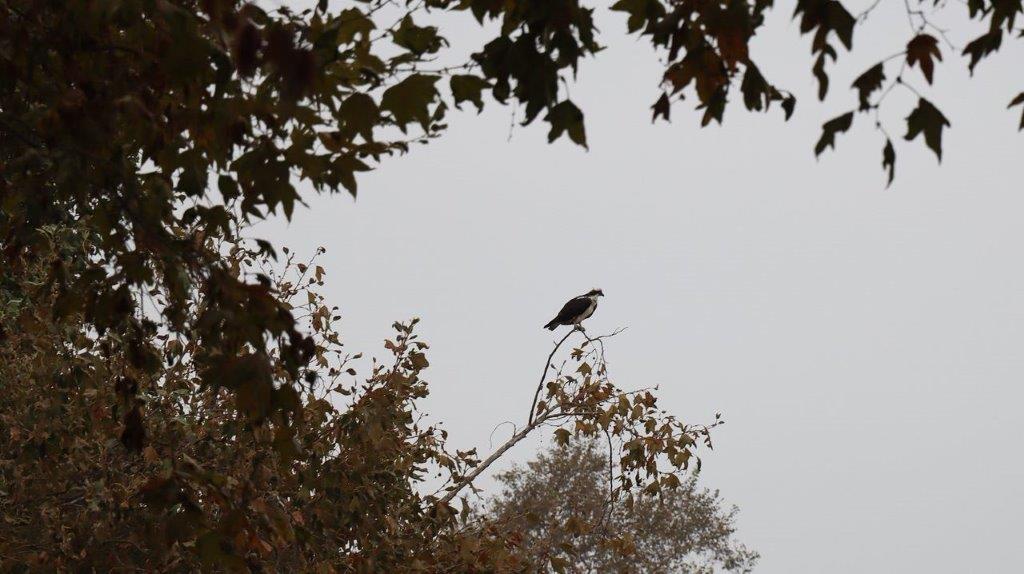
[586,288,604,297]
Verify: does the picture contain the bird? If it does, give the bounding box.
[544,289,604,330]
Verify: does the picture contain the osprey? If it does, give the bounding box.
[544,289,604,330]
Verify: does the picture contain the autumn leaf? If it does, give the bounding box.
[906,34,942,84]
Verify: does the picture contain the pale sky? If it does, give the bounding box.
[259,2,1024,571]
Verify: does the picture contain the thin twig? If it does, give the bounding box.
[488,420,516,449]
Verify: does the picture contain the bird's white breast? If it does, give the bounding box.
[577,296,598,321]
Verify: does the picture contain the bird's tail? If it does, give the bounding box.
[543,319,559,330]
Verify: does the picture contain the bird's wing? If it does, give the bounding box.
[553,296,591,323]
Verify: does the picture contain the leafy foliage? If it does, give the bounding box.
[3,0,1023,570]
[0,234,496,571]
[0,232,721,570]
[487,439,759,573]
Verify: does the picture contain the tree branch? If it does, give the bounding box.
[439,414,547,505]
[440,326,630,506]
[528,327,577,425]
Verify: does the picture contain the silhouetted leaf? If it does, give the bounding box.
[812,50,834,100]
[651,92,671,122]
[335,8,375,44]
[851,63,885,110]
[610,0,665,33]
[545,100,587,148]
[740,65,769,111]
[782,94,797,120]
[904,98,950,161]
[963,30,1002,73]
[814,111,854,156]
[381,74,440,131]
[1009,91,1024,130]
[450,75,489,111]
[120,404,146,452]
[391,16,445,55]
[882,138,896,186]
[699,87,728,126]
[906,34,942,84]
[338,93,379,141]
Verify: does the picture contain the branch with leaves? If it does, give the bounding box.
[438,325,718,511]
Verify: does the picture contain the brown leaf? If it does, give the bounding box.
[906,34,942,84]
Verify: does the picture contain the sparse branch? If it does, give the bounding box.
[528,327,577,425]
[439,414,547,505]
[443,326,630,506]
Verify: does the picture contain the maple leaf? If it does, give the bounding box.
[381,74,440,131]
[904,98,951,161]
[906,34,942,84]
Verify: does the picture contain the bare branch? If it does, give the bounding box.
[439,414,547,505]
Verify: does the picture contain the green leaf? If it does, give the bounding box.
[904,98,950,162]
[544,100,587,148]
[814,111,854,156]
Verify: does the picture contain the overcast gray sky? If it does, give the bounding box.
[259,3,1024,571]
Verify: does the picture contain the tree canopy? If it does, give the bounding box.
[1,0,1020,571]
[487,439,758,573]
